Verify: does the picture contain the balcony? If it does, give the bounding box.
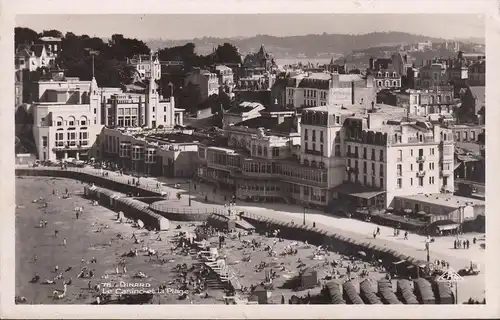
[397,171,403,177]
[304,149,322,156]
[396,157,403,162]
[346,166,359,174]
[416,170,426,177]
[416,156,426,163]
[52,143,91,151]
[346,152,359,158]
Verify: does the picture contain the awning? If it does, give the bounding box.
[437,224,459,231]
[330,183,386,200]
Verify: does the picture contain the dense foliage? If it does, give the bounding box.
[15,28,150,87]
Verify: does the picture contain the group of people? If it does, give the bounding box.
[454,238,471,249]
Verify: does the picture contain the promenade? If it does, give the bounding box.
[16,165,485,302]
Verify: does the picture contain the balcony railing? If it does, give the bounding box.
[396,157,403,162]
[416,170,426,177]
[397,171,402,177]
[416,156,426,163]
[346,152,359,158]
[304,149,322,156]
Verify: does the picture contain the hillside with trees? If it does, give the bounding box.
[15,27,150,88]
[147,32,447,58]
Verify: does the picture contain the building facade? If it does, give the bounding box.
[100,127,199,177]
[15,44,56,71]
[126,53,162,82]
[32,76,102,161]
[185,68,220,100]
[395,87,456,118]
[373,69,402,90]
[285,72,375,108]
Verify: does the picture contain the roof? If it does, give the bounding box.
[455,142,482,155]
[31,44,45,57]
[395,194,485,209]
[330,183,385,200]
[39,36,62,42]
[469,86,485,106]
[227,101,264,114]
[234,116,298,135]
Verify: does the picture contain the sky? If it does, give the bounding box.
[15,14,485,41]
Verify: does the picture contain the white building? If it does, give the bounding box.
[126,53,162,82]
[32,76,103,161]
[15,44,56,71]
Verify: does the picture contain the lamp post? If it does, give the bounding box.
[303,206,306,225]
[188,180,192,207]
[425,240,430,263]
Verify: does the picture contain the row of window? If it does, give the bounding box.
[347,159,385,176]
[304,129,324,142]
[396,176,437,188]
[251,145,281,158]
[376,80,400,87]
[347,145,385,161]
[349,174,385,189]
[238,184,281,192]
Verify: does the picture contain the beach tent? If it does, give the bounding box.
[413,278,435,304]
[360,279,382,304]
[324,281,345,304]
[396,279,419,304]
[299,268,318,289]
[431,279,454,304]
[137,219,145,229]
[378,279,402,304]
[343,281,364,304]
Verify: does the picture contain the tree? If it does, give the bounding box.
[211,43,242,64]
[14,27,39,50]
[39,29,63,38]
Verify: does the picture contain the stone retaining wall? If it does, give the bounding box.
[84,185,170,231]
[240,212,422,278]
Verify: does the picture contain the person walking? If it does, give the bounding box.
[466,239,470,249]
[404,231,408,240]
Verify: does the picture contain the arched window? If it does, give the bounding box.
[385,80,390,87]
[68,116,76,127]
[392,80,397,87]
[377,81,382,87]
[56,116,64,127]
[79,116,88,126]
[419,134,423,142]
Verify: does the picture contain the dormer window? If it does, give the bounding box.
[392,72,397,77]
[385,72,389,78]
[377,72,382,77]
